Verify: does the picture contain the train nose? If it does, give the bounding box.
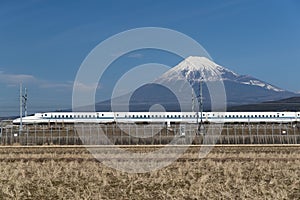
[12,118,21,124]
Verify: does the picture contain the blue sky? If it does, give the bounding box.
[0,0,300,116]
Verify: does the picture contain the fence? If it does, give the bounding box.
[1,122,300,145]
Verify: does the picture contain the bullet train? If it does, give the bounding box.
[12,111,300,125]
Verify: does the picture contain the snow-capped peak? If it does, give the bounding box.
[156,56,285,93]
[157,56,238,82]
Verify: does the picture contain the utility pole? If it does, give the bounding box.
[19,83,23,134]
[23,88,28,117]
[192,91,195,113]
[19,84,28,134]
[198,77,205,135]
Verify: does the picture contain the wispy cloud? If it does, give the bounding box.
[0,71,37,85]
[72,81,101,92]
[39,81,73,89]
[0,71,74,89]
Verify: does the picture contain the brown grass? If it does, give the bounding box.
[0,146,299,199]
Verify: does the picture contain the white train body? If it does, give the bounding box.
[12,111,300,124]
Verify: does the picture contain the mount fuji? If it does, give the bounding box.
[156,56,295,105]
[95,56,297,111]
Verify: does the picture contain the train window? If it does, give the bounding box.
[167,115,169,118]
[102,114,104,116]
[282,114,284,116]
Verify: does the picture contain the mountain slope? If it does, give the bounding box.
[95,56,297,111]
[228,97,300,111]
[155,56,296,108]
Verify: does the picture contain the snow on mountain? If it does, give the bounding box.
[156,56,284,93]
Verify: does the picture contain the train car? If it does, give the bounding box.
[12,111,300,124]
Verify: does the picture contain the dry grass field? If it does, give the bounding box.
[0,145,299,199]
